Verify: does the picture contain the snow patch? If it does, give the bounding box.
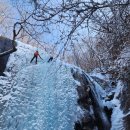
[110,81,124,130]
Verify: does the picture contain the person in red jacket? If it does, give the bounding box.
[30,50,43,64]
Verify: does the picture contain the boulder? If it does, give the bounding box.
[0,36,13,75]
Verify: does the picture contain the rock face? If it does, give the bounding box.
[0,37,13,75]
[72,69,111,130]
[72,70,96,130]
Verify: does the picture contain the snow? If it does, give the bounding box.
[110,81,124,130]
[90,72,106,80]
[89,70,126,130]
[74,80,81,86]
[90,71,125,130]
[0,41,81,130]
[87,74,106,100]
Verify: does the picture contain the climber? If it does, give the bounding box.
[30,50,43,64]
[48,56,53,62]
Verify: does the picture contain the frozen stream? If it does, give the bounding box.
[1,61,78,130]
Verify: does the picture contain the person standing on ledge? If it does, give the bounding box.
[30,50,43,64]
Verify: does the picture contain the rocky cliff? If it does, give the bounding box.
[0,36,13,75]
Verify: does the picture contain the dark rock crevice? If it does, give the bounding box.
[104,106,113,123]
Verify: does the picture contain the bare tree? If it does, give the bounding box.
[0,0,130,59]
[19,0,130,57]
[0,1,15,36]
